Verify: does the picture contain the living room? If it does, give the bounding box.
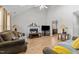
[0,5,79,54]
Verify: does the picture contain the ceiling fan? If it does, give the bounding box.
[19,5,48,10]
[34,5,48,10]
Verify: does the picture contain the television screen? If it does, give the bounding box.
[42,25,50,31]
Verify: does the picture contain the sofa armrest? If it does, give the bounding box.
[0,39,26,48]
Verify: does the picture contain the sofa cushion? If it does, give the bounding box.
[1,32,14,41]
[72,37,79,49]
[12,31,20,37]
[52,46,72,54]
[43,47,57,54]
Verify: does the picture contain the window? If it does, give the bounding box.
[7,13,10,30]
[0,7,3,32]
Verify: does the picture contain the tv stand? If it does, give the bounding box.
[42,30,50,36]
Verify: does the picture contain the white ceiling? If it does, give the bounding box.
[4,5,35,16]
[3,5,58,17]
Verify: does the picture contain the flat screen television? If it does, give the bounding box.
[42,25,50,31]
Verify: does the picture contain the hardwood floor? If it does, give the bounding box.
[20,36,79,54]
[25,36,58,54]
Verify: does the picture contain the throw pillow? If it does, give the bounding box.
[1,32,13,41]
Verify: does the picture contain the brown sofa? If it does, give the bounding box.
[0,31,27,54]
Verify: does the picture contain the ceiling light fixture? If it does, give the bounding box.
[34,5,48,10]
[39,5,48,10]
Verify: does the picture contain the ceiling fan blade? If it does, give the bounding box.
[34,5,48,10]
[44,5,48,8]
